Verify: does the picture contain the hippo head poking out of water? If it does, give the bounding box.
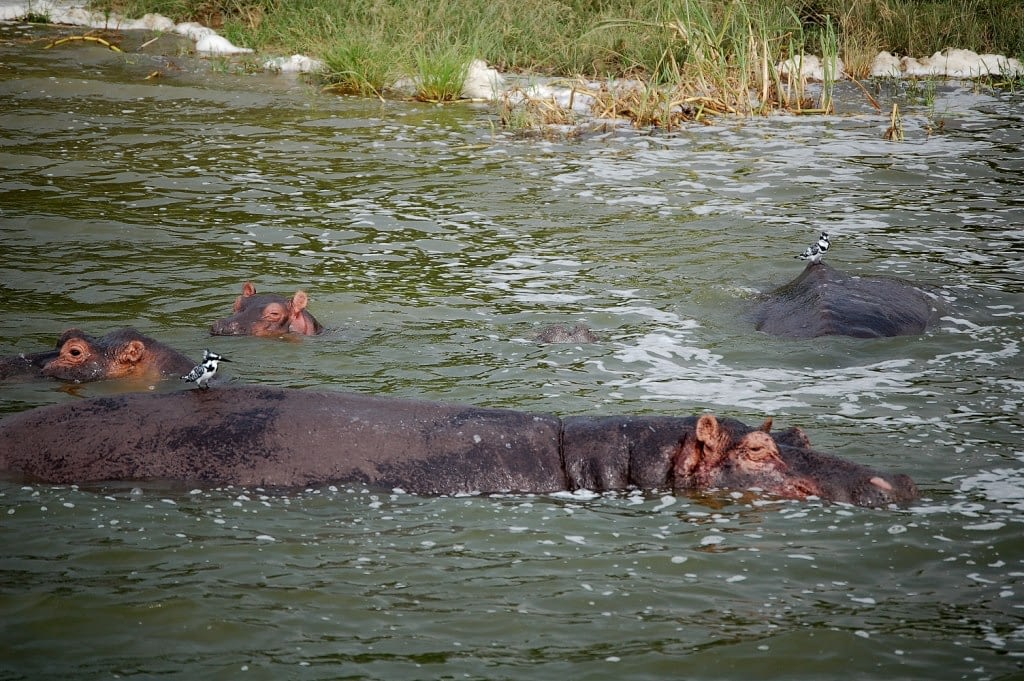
[673,414,918,506]
[210,282,323,337]
[533,323,600,344]
[1,329,195,384]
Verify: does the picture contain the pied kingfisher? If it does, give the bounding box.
[181,350,231,389]
[795,232,830,264]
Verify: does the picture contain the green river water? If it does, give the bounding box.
[1,22,1022,681]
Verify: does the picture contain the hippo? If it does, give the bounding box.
[0,328,195,383]
[210,282,323,336]
[0,386,917,507]
[753,262,934,338]
[533,323,600,344]
[0,349,59,380]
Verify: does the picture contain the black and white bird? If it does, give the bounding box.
[795,232,830,264]
[181,350,231,389]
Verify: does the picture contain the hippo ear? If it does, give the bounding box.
[118,340,146,365]
[695,414,731,467]
[674,414,730,488]
[760,417,773,433]
[287,291,318,335]
[242,282,257,297]
[291,291,309,313]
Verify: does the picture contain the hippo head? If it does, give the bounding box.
[210,282,323,337]
[533,323,600,344]
[673,414,918,507]
[40,328,150,382]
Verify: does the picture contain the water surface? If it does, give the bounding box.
[1,23,1022,680]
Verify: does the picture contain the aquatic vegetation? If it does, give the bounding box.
[93,0,1024,76]
[320,38,393,99]
[411,41,474,102]
[79,0,1024,129]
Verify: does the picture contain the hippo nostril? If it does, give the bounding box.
[870,476,894,492]
[792,479,821,499]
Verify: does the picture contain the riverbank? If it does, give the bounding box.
[3,0,1022,131]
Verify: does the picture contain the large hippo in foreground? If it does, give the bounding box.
[0,328,195,383]
[0,387,916,507]
[754,262,935,338]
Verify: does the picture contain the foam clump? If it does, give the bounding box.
[263,54,325,74]
[777,54,846,82]
[1,1,251,54]
[502,82,597,114]
[461,59,505,99]
[871,48,1024,78]
[172,21,251,54]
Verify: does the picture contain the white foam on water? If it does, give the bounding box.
[959,455,1024,511]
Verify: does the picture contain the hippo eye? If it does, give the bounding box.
[745,442,774,461]
[68,348,82,357]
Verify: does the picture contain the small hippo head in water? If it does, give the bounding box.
[210,282,323,337]
[38,328,196,383]
[674,414,918,506]
[533,323,600,344]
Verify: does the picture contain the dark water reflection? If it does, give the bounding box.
[1,23,1022,680]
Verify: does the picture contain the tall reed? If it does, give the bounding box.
[91,0,1024,124]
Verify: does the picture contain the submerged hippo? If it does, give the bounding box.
[0,328,195,383]
[211,282,323,336]
[0,387,916,507]
[753,262,934,338]
[533,323,600,344]
[0,349,59,380]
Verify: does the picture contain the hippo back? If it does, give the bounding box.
[0,387,565,492]
[754,263,933,338]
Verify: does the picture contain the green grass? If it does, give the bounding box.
[89,0,1024,127]
[93,0,1024,74]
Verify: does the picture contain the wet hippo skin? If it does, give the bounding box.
[754,262,934,338]
[210,282,323,336]
[0,387,917,507]
[0,328,195,383]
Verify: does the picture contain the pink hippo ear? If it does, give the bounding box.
[118,339,146,365]
[106,339,148,378]
[760,417,773,433]
[287,291,317,335]
[674,414,730,487]
[695,413,732,467]
[233,282,258,313]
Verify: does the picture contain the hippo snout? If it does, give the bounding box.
[827,472,918,507]
[210,320,245,336]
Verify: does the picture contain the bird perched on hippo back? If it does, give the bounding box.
[181,350,231,389]
[795,231,830,264]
